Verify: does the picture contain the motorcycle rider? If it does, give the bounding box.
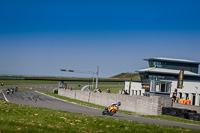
[6,89,10,95]
[15,87,18,92]
[102,102,121,116]
[107,102,121,110]
[11,88,14,94]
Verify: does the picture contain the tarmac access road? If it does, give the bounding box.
[1,90,200,130]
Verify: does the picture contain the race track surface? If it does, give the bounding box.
[1,90,200,130]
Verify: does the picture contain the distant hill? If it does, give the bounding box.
[110,73,141,81]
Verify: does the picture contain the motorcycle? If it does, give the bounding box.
[102,102,121,116]
[6,89,10,95]
[11,89,14,94]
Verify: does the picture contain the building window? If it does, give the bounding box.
[149,61,154,67]
[153,61,163,68]
[150,80,171,93]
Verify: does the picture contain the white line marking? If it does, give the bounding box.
[35,91,101,110]
[2,91,9,102]
[35,91,69,103]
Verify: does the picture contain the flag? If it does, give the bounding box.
[177,68,184,89]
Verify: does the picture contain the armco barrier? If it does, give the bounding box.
[58,89,162,115]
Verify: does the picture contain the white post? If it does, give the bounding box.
[195,93,199,106]
[92,72,95,91]
[95,66,99,89]
[182,93,186,100]
[189,93,193,105]
[195,87,199,106]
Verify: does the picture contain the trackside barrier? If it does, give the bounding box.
[58,89,163,115]
[162,107,200,121]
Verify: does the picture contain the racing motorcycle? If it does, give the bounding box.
[102,102,121,116]
[6,89,10,95]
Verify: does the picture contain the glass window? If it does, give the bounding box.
[149,61,154,67]
[153,62,157,67]
[152,81,171,93]
[165,76,170,79]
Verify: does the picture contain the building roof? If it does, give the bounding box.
[144,57,200,64]
[136,67,200,77]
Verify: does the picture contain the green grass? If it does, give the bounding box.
[141,115,200,125]
[72,86,122,94]
[0,80,58,85]
[0,80,124,86]
[39,90,200,126]
[0,98,199,133]
[0,79,123,94]
[0,75,127,82]
[110,72,141,81]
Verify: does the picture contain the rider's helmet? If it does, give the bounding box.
[117,102,121,106]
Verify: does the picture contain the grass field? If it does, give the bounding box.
[0,80,123,94]
[0,80,58,85]
[71,86,122,94]
[0,98,199,133]
[0,80,124,86]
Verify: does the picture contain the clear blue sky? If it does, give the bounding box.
[0,0,200,78]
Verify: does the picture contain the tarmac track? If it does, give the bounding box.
[1,90,200,130]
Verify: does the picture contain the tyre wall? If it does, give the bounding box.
[162,107,200,121]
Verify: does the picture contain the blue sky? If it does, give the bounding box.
[0,0,200,78]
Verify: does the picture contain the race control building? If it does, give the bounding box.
[125,57,200,106]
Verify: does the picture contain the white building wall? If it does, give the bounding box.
[125,80,200,106]
[170,80,200,106]
[125,81,144,96]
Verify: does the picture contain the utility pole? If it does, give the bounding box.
[95,66,99,89]
[60,66,99,90]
